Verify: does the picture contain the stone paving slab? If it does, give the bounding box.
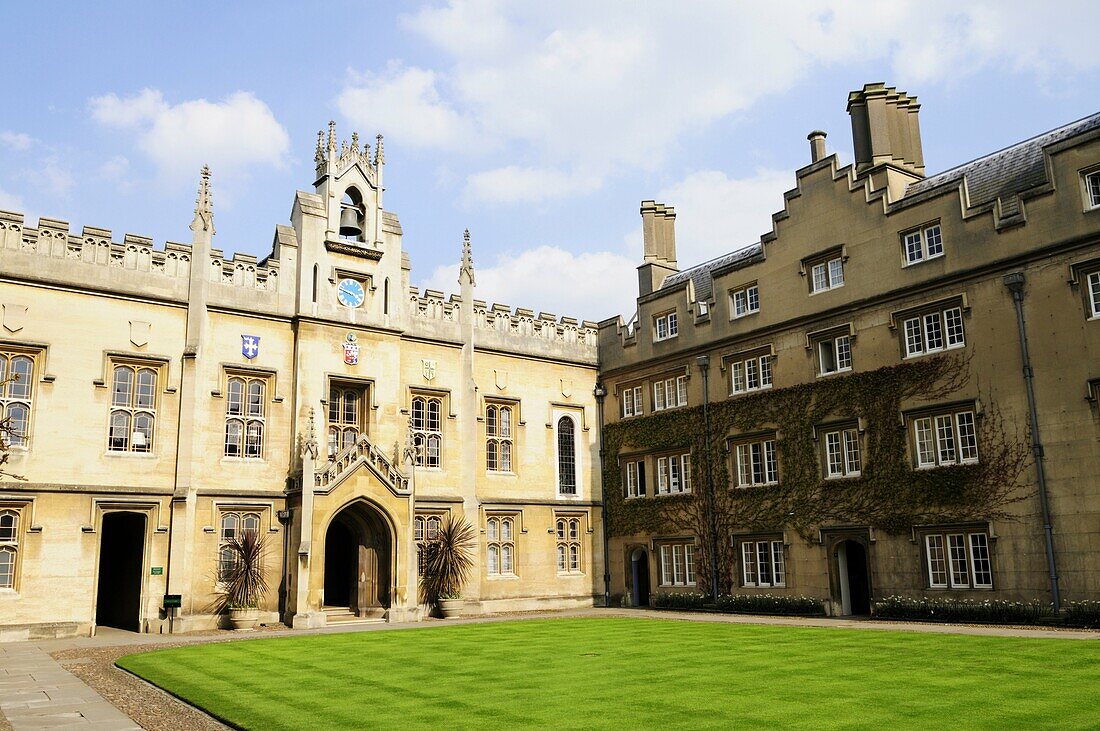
[0,645,138,730]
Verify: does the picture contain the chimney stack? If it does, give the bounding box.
[847,82,925,176]
[808,130,828,163]
[638,201,679,297]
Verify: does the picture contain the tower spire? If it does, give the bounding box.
[326,120,337,157]
[374,134,384,167]
[459,228,475,287]
[314,130,324,164]
[190,165,214,235]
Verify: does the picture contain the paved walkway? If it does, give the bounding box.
[1,609,1096,729]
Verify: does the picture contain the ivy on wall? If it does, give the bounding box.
[603,354,1031,594]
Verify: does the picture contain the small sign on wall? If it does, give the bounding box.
[150,566,163,576]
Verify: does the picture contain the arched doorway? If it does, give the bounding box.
[323,501,392,617]
[630,548,650,607]
[96,512,146,632]
[836,539,871,616]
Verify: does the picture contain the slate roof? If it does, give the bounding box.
[657,110,1100,297]
[659,243,763,299]
[901,111,1100,216]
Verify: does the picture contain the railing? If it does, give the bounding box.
[314,434,409,493]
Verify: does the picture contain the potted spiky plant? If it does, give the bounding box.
[215,530,268,630]
[420,516,476,618]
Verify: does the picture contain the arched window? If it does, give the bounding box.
[486,404,513,472]
[383,278,390,315]
[312,264,319,304]
[0,509,18,589]
[411,396,443,468]
[557,416,577,495]
[487,516,515,576]
[108,364,157,452]
[218,511,260,581]
[555,517,582,574]
[0,352,34,448]
[224,376,266,458]
[328,385,366,457]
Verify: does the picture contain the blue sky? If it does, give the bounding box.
[1,1,1098,321]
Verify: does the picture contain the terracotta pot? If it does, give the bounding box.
[438,599,465,618]
[228,607,261,630]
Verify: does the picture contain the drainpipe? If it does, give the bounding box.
[594,383,610,607]
[696,356,720,602]
[1003,272,1060,614]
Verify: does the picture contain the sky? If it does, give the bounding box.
[1,1,1098,322]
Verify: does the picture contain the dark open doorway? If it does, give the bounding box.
[323,502,392,616]
[95,512,146,632]
[630,548,650,607]
[837,539,871,616]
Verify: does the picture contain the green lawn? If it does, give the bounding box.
[116,618,1100,730]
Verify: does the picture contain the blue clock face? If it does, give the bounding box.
[337,278,366,308]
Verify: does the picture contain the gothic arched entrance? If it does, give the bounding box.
[323,501,392,617]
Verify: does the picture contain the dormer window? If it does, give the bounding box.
[339,189,365,242]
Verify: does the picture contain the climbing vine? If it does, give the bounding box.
[604,354,1032,594]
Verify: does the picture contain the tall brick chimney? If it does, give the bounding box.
[847,83,925,199]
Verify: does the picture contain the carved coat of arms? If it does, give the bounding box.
[241,334,260,360]
[343,333,360,365]
[422,359,437,381]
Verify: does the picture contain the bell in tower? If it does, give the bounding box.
[339,189,365,241]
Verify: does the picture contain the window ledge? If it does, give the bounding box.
[825,473,861,481]
[220,457,267,465]
[103,451,158,459]
[0,589,20,598]
[486,471,517,477]
[557,571,585,577]
[556,492,582,500]
[486,573,519,581]
[817,367,853,379]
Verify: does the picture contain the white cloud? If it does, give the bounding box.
[88,89,290,187]
[0,186,24,213]
[463,165,602,205]
[0,131,33,151]
[38,156,75,196]
[98,155,130,181]
[336,64,480,150]
[422,244,636,322]
[656,168,793,267]
[350,1,1100,206]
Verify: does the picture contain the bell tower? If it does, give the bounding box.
[293,121,404,327]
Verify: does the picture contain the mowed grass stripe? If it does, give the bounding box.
[116,618,1100,730]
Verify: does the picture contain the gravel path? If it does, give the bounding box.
[51,644,229,731]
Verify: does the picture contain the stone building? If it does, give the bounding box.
[0,124,602,640]
[598,84,1100,614]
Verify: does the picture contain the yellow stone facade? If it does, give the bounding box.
[0,126,603,640]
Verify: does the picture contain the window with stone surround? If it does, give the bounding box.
[620,384,643,418]
[656,453,691,495]
[923,529,993,589]
[328,384,367,457]
[411,395,443,468]
[732,435,779,487]
[739,537,786,588]
[414,514,442,576]
[556,415,578,496]
[224,375,267,459]
[485,403,514,472]
[902,222,944,265]
[486,516,515,576]
[654,311,678,341]
[653,374,687,411]
[822,425,862,478]
[555,517,582,573]
[624,458,646,498]
[658,541,696,587]
[911,408,979,468]
[108,361,159,453]
[0,351,34,448]
[218,511,260,581]
[730,283,760,319]
[1084,169,1100,211]
[0,508,19,589]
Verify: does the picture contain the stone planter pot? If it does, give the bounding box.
[438,599,465,618]
[228,607,261,630]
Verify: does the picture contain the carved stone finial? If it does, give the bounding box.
[303,407,319,459]
[340,139,348,157]
[314,130,324,163]
[459,228,475,287]
[189,165,214,235]
[351,132,360,154]
[327,120,337,155]
[375,134,384,166]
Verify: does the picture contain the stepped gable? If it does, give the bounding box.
[900,111,1100,219]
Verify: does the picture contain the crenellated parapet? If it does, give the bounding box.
[0,210,192,280]
[208,248,280,291]
[406,284,597,363]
